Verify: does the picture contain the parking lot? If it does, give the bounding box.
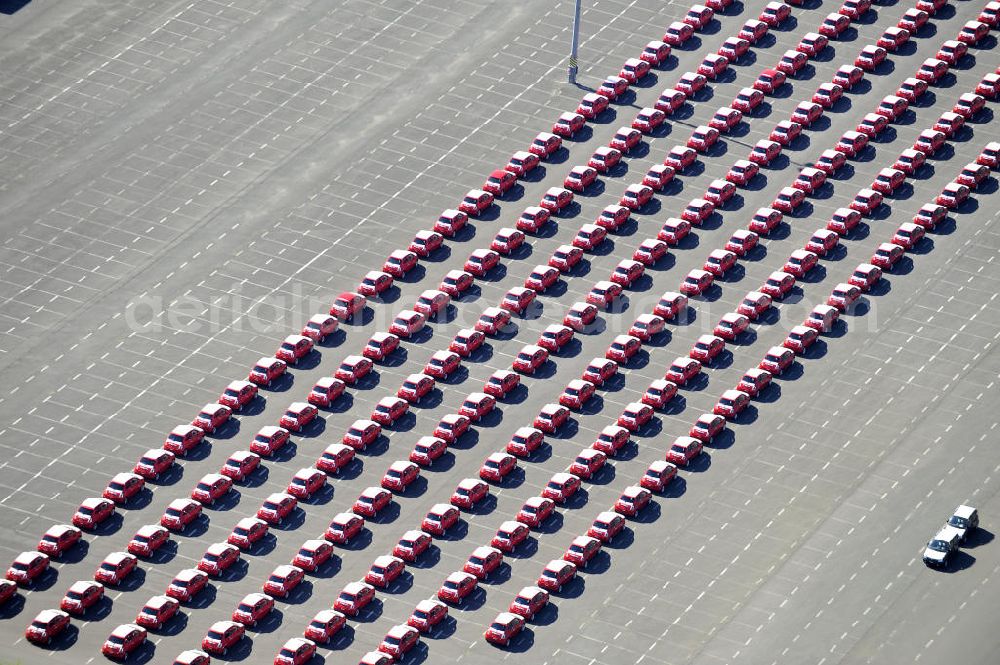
[1,0,999,663]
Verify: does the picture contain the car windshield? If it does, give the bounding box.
[949,516,969,528]
[443,580,458,590]
[671,445,687,453]
[928,540,949,552]
[107,636,125,645]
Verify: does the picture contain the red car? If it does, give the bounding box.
[161,498,202,531]
[202,620,244,655]
[894,149,926,176]
[287,467,326,500]
[538,559,577,593]
[484,169,517,196]
[718,35,750,60]
[434,209,468,237]
[773,186,806,213]
[102,623,147,659]
[699,54,729,79]
[492,520,530,553]
[680,269,713,296]
[451,328,485,357]
[589,425,628,457]
[577,92,609,119]
[639,378,677,409]
[839,0,870,18]
[198,542,240,577]
[529,132,562,157]
[664,356,702,385]
[590,146,622,174]
[737,368,773,397]
[424,504,462,540]
[633,238,668,266]
[503,285,538,312]
[163,424,205,456]
[308,376,345,408]
[506,427,544,458]
[552,111,585,138]
[666,437,703,467]
[656,87,687,113]
[371,395,409,427]
[513,344,548,374]
[871,242,904,269]
[760,346,795,375]
[464,546,503,579]
[703,248,737,276]
[615,485,653,516]
[741,288,776,317]
[191,473,232,505]
[606,334,641,364]
[797,32,829,57]
[727,159,759,186]
[618,402,654,431]
[568,448,607,480]
[710,107,743,132]
[620,183,654,210]
[381,460,420,492]
[378,625,419,661]
[549,244,584,272]
[336,354,373,384]
[784,249,818,278]
[398,373,435,403]
[804,229,840,257]
[630,313,665,341]
[228,517,269,550]
[749,139,781,166]
[166,568,208,602]
[329,291,366,321]
[103,472,145,505]
[476,306,512,335]
[425,350,461,379]
[664,145,698,171]
[739,18,769,42]
[484,369,520,398]
[459,189,494,217]
[732,87,764,113]
[136,595,180,629]
[60,579,104,615]
[714,312,750,341]
[438,571,478,604]
[754,68,786,94]
[676,71,707,97]
[582,357,619,386]
[770,120,801,146]
[452,478,490,508]
[279,402,318,432]
[518,496,555,528]
[563,535,602,568]
[191,403,231,434]
[564,301,598,331]
[663,21,695,45]
[335,581,376,616]
[219,380,258,411]
[324,512,364,545]
[687,125,719,152]
[128,524,170,557]
[507,150,540,177]
[365,555,405,589]
[353,487,392,518]
[534,403,570,433]
[783,325,819,354]
[408,599,448,634]
[564,165,597,192]
[409,436,446,467]
[609,127,642,153]
[434,413,471,443]
[828,283,862,311]
[855,45,886,72]
[850,188,884,215]
[777,50,808,76]
[632,107,666,133]
[641,39,671,64]
[257,492,297,525]
[409,230,443,257]
[819,12,850,37]
[641,461,678,493]
[827,207,862,236]
[276,638,318,665]
[7,551,49,586]
[538,324,574,353]
[491,228,524,255]
[382,249,418,278]
[24,608,70,645]
[850,263,883,292]
[249,426,289,458]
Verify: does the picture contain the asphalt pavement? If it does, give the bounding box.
[0,0,999,664]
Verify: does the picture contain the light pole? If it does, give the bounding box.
[568,0,582,84]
